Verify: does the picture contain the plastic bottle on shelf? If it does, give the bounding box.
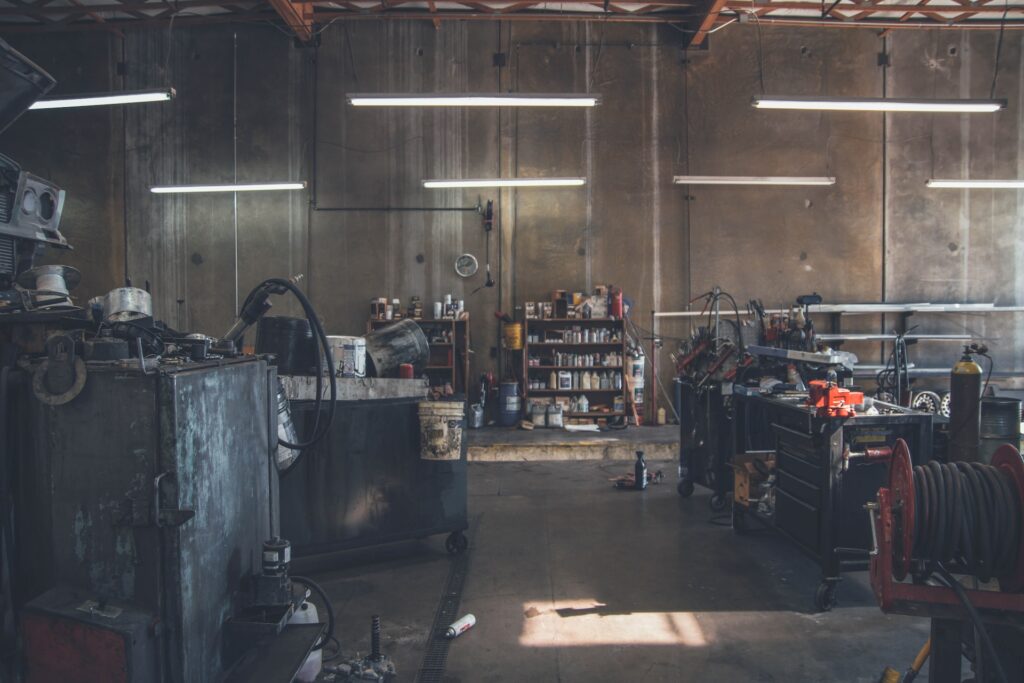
[582,371,592,390]
[549,370,557,390]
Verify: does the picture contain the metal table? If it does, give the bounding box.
[279,377,469,559]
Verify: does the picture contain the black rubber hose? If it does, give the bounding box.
[291,575,335,651]
[935,563,1010,683]
[243,278,337,452]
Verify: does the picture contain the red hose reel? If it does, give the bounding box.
[871,439,1024,615]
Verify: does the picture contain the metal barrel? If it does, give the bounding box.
[364,318,429,377]
[498,381,520,426]
[980,396,1022,463]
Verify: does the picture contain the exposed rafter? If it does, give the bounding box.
[1,0,1023,34]
[268,0,313,39]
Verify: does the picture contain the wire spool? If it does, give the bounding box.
[887,439,1024,589]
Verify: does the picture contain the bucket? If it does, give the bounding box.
[499,381,521,427]
[980,396,1022,463]
[503,323,523,351]
[365,318,429,377]
[325,335,366,378]
[418,401,466,460]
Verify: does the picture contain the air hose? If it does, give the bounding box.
[239,278,337,453]
[910,461,1020,583]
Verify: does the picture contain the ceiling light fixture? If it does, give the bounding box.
[672,175,836,186]
[752,96,1006,113]
[423,178,586,189]
[150,182,307,194]
[31,88,176,110]
[349,94,599,108]
[927,179,1024,189]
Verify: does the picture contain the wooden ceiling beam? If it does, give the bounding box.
[690,0,727,46]
[267,0,314,40]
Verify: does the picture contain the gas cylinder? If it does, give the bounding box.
[949,346,983,462]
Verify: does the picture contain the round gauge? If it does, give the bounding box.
[21,189,37,215]
[454,253,478,278]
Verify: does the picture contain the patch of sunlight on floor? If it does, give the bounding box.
[519,599,708,647]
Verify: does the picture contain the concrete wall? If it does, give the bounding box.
[3,22,1023,398]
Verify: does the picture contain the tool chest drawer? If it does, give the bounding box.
[777,469,819,508]
[775,489,819,554]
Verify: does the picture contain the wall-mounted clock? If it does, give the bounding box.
[455,253,479,278]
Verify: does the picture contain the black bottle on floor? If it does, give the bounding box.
[635,450,647,490]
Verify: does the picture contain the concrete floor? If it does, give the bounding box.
[310,460,932,682]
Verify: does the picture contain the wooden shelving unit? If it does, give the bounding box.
[521,317,628,423]
[368,317,470,394]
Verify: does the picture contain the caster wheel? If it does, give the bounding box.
[815,582,838,612]
[445,531,468,555]
[732,510,748,534]
[709,494,728,512]
[677,480,695,497]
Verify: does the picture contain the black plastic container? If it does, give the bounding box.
[255,316,316,376]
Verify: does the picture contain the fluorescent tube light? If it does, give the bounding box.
[31,88,176,110]
[349,94,599,108]
[423,178,586,189]
[150,182,307,194]
[927,179,1024,189]
[672,175,835,186]
[752,96,1005,113]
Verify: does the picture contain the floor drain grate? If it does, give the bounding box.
[415,528,474,683]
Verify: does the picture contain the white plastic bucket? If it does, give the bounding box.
[418,401,466,460]
[326,335,366,378]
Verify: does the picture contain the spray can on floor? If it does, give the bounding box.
[445,614,476,638]
[635,450,647,490]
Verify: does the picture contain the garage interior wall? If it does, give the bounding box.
[2,23,1022,393]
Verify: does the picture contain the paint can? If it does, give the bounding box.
[326,335,366,378]
[499,381,521,426]
[633,377,645,405]
[503,322,523,351]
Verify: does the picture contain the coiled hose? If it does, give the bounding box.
[911,461,1020,583]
